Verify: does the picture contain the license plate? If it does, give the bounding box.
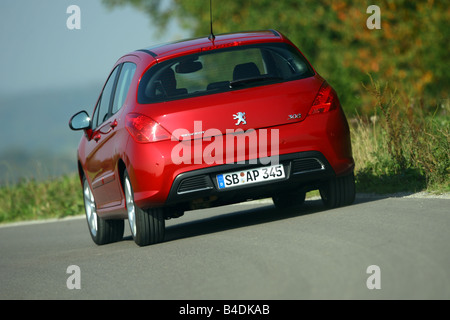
[216,164,285,189]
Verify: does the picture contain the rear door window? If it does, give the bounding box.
[95,66,119,128]
[112,62,137,114]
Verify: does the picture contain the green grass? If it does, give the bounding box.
[0,174,84,224]
[352,77,449,194]
[1,140,448,225]
[1,110,449,225]
[1,79,448,224]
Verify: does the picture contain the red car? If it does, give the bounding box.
[69,30,355,246]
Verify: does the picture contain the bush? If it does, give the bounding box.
[0,174,84,223]
[353,76,449,193]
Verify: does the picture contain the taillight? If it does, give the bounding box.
[308,81,339,115]
[125,113,171,143]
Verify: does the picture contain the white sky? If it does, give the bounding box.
[0,0,188,96]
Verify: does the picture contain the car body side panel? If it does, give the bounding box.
[77,54,146,218]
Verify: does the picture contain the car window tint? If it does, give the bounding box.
[138,43,314,104]
[112,62,137,114]
[96,66,119,128]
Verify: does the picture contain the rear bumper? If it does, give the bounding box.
[128,107,354,210]
[164,151,345,208]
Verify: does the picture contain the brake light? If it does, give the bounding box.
[125,113,171,143]
[308,81,339,115]
[201,41,240,51]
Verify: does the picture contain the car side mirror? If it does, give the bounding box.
[69,110,92,131]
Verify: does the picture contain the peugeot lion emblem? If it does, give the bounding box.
[233,112,247,125]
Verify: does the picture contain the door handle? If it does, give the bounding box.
[94,134,101,142]
[98,120,118,135]
[110,119,118,129]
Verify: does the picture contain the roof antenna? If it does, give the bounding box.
[208,0,215,41]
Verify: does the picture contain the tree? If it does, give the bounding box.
[102,0,449,115]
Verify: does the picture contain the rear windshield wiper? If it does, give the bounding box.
[229,75,283,88]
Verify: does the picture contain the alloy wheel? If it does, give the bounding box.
[83,179,98,237]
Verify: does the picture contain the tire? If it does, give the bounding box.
[272,190,306,209]
[124,171,165,246]
[319,171,356,209]
[82,176,124,245]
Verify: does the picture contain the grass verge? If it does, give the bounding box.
[0,78,448,224]
[352,76,449,194]
[0,174,84,224]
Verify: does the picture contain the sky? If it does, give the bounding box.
[0,0,188,96]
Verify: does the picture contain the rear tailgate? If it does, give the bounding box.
[139,76,323,138]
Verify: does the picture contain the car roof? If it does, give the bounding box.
[134,30,288,62]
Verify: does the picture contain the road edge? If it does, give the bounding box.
[1,191,448,228]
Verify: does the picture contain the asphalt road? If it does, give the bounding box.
[1,194,449,300]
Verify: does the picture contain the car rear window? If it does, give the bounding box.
[138,43,314,104]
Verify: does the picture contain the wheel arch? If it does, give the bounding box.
[117,158,127,192]
[77,160,85,185]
